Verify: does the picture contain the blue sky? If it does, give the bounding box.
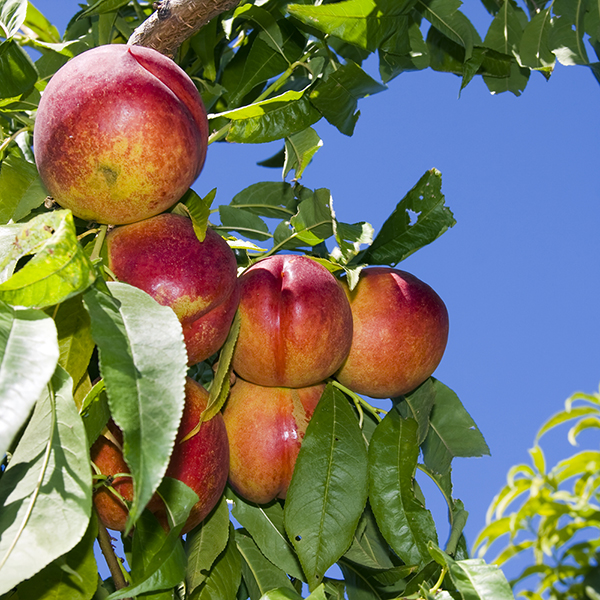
[34,0,600,588]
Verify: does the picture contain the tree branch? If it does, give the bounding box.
[128,0,240,57]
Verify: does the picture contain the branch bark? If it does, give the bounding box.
[128,0,240,57]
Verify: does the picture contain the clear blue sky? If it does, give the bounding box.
[34,0,600,587]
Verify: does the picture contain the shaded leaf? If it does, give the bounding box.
[309,61,386,136]
[283,127,323,180]
[230,182,296,219]
[236,529,297,599]
[421,378,490,475]
[79,379,110,446]
[0,302,58,459]
[191,522,242,600]
[216,90,321,144]
[361,169,455,266]
[0,153,48,224]
[230,490,305,581]
[0,40,38,99]
[368,410,438,567]
[219,206,272,242]
[186,496,231,594]
[0,366,92,595]
[396,378,436,444]
[520,7,555,70]
[284,384,368,589]
[108,478,199,600]
[428,544,515,599]
[82,281,188,532]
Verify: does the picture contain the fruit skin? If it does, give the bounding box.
[91,377,229,534]
[223,377,325,504]
[232,255,353,388]
[336,267,449,398]
[34,44,209,224]
[107,213,239,365]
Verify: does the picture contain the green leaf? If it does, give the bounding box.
[108,478,199,600]
[217,90,321,144]
[520,7,555,70]
[0,0,26,38]
[79,379,110,446]
[287,0,410,52]
[396,378,436,444]
[219,205,272,242]
[428,544,515,600]
[82,281,188,533]
[79,0,130,17]
[416,0,479,59]
[309,61,386,136]
[17,511,99,600]
[51,294,95,396]
[283,127,323,180]
[342,504,395,571]
[0,210,97,309]
[361,169,455,266]
[236,529,297,599]
[332,220,374,268]
[290,188,334,245]
[258,589,303,600]
[368,409,438,568]
[284,384,369,589]
[229,490,305,581]
[202,309,241,422]
[233,4,284,55]
[0,366,92,595]
[230,182,296,219]
[0,302,58,459]
[421,379,490,474]
[0,153,48,224]
[186,496,231,594]
[23,2,60,43]
[535,405,600,442]
[191,522,242,600]
[0,40,38,99]
[177,188,216,242]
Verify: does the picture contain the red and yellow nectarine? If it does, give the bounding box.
[34,44,209,224]
[336,267,449,398]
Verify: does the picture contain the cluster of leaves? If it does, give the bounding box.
[474,388,600,600]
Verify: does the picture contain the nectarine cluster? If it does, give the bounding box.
[38,44,450,529]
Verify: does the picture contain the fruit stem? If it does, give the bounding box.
[331,380,386,423]
[208,122,231,145]
[97,516,131,597]
[90,224,108,262]
[430,565,448,594]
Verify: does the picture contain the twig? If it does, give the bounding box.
[128,0,241,57]
[97,518,131,597]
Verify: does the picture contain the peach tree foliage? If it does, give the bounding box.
[474,387,600,600]
[0,0,597,599]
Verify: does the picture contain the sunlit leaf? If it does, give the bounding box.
[0,302,58,459]
[82,281,188,533]
[0,0,26,38]
[0,366,92,595]
[283,127,323,180]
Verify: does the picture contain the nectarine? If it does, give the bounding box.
[223,377,325,504]
[336,268,449,398]
[91,377,229,534]
[34,44,209,224]
[107,213,239,365]
[232,255,353,388]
